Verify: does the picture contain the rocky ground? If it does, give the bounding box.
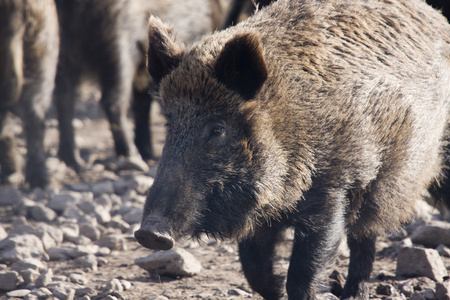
[1,87,450,300]
[2,1,450,298]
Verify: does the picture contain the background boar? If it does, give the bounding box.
[0,0,59,188]
[221,0,273,28]
[135,0,450,299]
[54,0,222,173]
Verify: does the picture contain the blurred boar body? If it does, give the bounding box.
[136,0,450,299]
[0,0,59,188]
[54,0,152,171]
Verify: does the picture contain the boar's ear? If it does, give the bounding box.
[147,16,186,84]
[214,32,268,100]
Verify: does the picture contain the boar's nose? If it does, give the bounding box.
[134,215,174,250]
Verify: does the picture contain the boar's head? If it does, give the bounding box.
[135,17,291,250]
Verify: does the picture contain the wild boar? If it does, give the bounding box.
[0,0,59,188]
[135,0,450,298]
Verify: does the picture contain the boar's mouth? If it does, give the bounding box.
[134,215,175,250]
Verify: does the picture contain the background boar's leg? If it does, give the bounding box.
[238,224,285,300]
[341,236,376,300]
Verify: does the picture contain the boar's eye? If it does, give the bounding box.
[204,120,226,142]
[164,123,172,133]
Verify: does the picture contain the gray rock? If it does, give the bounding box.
[96,235,127,251]
[36,268,53,287]
[396,246,448,282]
[135,247,202,277]
[228,288,252,297]
[113,179,130,195]
[47,245,77,260]
[411,288,436,300]
[0,270,23,291]
[0,234,48,263]
[411,221,450,248]
[65,183,92,193]
[107,216,130,233]
[0,225,7,240]
[29,203,57,222]
[437,244,450,258]
[47,282,77,300]
[63,207,84,219]
[6,289,31,298]
[0,187,22,206]
[9,224,63,251]
[128,174,154,195]
[122,207,143,225]
[60,222,80,242]
[79,223,101,242]
[10,258,47,272]
[48,191,83,212]
[436,279,450,300]
[19,268,40,284]
[95,194,113,210]
[92,206,111,225]
[75,254,98,271]
[92,181,115,196]
[103,278,123,293]
[69,272,88,285]
[28,287,53,299]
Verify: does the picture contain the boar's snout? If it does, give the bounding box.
[134,215,174,250]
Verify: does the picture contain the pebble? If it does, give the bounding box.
[96,235,127,251]
[75,254,98,271]
[0,270,23,290]
[135,247,202,277]
[410,221,450,248]
[36,268,53,287]
[0,187,22,206]
[396,246,448,282]
[6,289,31,297]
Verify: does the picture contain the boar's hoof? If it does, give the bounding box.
[134,228,174,250]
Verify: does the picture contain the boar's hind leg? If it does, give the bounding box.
[0,112,19,184]
[341,235,376,300]
[238,224,285,300]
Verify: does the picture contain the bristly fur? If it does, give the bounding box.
[139,0,450,298]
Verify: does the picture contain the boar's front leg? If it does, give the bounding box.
[341,235,376,300]
[238,223,285,300]
[287,191,346,299]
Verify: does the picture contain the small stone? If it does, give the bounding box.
[0,187,22,206]
[103,278,123,293]
[29,203,57,222]
[75,254,98,271]
[376,284,395,296]
[6,289,31,297]
[48,191,82,212]
[437,244,450,258]
[29,287,53,298]
[410,221,450,248]
[36,268,53,287]
[47,282,76,300]
[396,246,448,282]
[0,234,48,263]
[135,247,202,277]
[0,225,7,240]
[228,288,252,297]
[10,258,47,272]
[122,207,143,224]
[96,235,127,251]
[0,270,23,291]
[121,280,131,291]
[107,217,130,233]
[60,222,80,242]
[92,181,115,196]
[69,273,88,285]
[436,279,450,300]
[79,223,101,241]
[19,268,40,284]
